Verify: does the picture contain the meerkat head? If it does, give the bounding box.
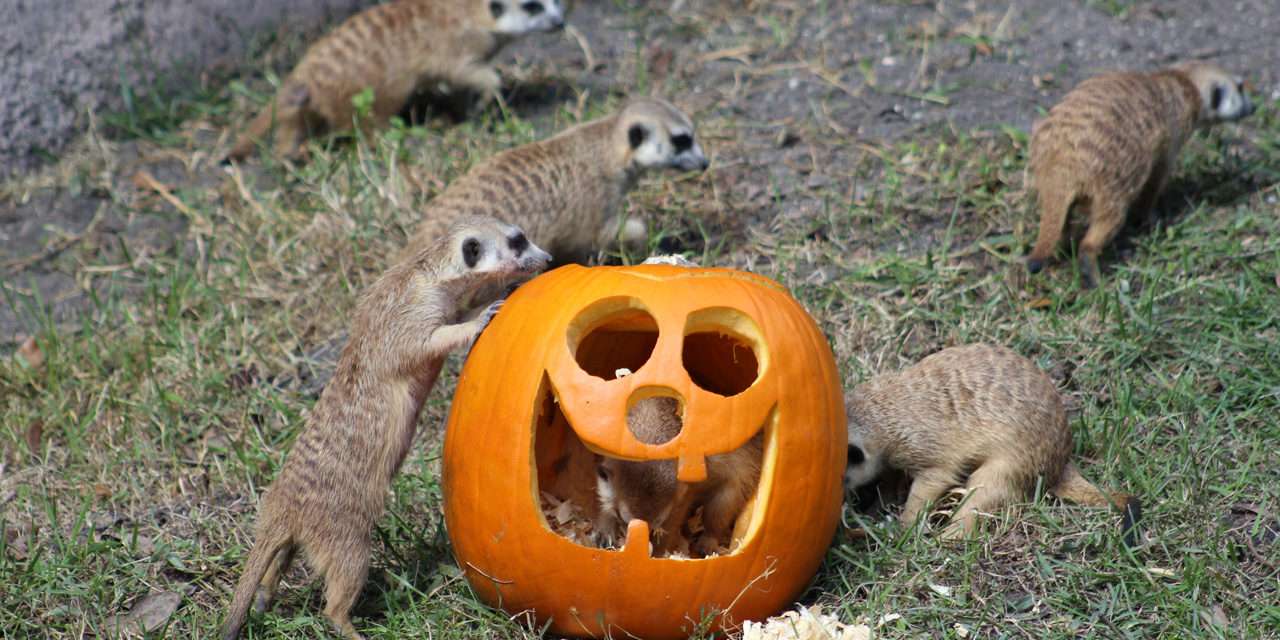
[487,0,565,35]
[438,216,552,283]
[617,98,710,174]
[844,428,884,491]
[1178,62,1255,124]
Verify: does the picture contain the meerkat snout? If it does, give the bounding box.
[490,0,566,34]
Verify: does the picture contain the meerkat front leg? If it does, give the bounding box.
[423,300,504,358]
[455,63,506,111]
[598,215,647,256]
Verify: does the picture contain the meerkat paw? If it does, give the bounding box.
[692,534,724,557]
[478,299,504,330]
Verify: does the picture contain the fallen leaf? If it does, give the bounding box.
[24,420,44,455]
[107,591,181,635]
[1026,297,1053,309]
[1274,272,1279,288]
[927,582,953,597]
[93,484,112,499]
[974,41,993,56]
[1209,604,1229,627]
[16,336,43,369]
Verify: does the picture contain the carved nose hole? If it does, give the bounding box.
[682,308,762,397]
[626,390,683,445]
[568,297,658,381]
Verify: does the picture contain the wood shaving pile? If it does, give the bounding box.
[741,605,872,640]
[540,492,597,545]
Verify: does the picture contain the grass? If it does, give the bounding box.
[3,3,1280,639]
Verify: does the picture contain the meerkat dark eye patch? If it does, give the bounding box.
[1211,85,1225,110]
[597,466,610,480]
[628,124,648,149]
[489,1,505,18]
[462,238,483,268]
[508,232,529,253]
[847,444,865,465]
[671,133,693,152]
[521,1,544,15]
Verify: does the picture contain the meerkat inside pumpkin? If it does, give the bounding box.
[535,306,767,558]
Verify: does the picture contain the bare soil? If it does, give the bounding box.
[4,0,1276,343]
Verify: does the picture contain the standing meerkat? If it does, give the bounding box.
[845,344,1141,546]
[221,216,550,640]
[594,396,763,557]
[399,97,709,266]
[1025,62,1254,287]
[225,0,566,161]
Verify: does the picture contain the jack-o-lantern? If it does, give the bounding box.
[442,264,844,639]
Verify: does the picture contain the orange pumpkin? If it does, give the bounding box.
[442,264,845,639]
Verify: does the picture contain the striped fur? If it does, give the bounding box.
[846,344,1141,545]
[400,97,708,266]
[226,0,563,161]
[221,217,549,640]
[1025,63,1253,287]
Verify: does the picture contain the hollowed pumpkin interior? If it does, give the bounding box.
[534,305,771,559]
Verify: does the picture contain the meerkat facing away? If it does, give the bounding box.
[845,344,1141,546]
[221,216,550,640]
[1025,62,1254,288]
[594,396,764,557]
[399,97,709,266]
[225,0,566,161]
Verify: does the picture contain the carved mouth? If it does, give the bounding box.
[530,303,772,559]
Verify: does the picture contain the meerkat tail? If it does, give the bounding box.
[1053,462,1142,547]
[1026,176,1076,272]
[222,528,292,640]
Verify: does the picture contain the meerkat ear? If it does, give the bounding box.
[1210,85,1225,111]
[489,1,505,18]
[628,124,648,149]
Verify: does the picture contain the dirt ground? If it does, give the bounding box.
[4,0,1277,344]
[2,1,1279,637]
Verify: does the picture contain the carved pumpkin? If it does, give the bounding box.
[442,264,845,639]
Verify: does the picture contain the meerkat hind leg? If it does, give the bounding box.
[319,543,370,640]
[253,542,297,613]
[693,489,747,556]
[941,461,1022,540]
[1079,198,1127,289]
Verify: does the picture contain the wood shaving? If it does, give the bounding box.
[741,605,872,640]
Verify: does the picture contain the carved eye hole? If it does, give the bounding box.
[521,1,544,14]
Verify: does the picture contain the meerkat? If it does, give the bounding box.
[845,344,1141,546]
[1025,62,1254,287]
[221,216,550,640]
[399,97,709,266]
[594,396,763,557]
[225,0,566,161]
